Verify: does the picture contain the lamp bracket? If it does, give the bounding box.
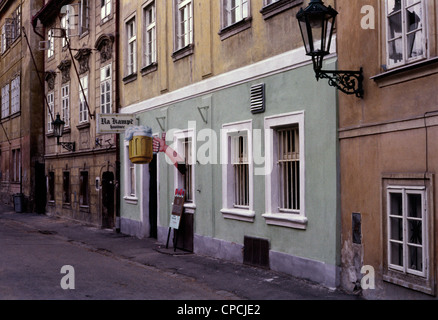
[316,68,364,99]
[59,141,76,152]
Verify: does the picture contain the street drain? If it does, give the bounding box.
[38,230,57,235]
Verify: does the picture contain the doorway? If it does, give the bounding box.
[101,171,115,229]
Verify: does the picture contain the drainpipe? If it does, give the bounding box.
[114,0,121,233]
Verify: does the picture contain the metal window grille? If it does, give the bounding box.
[183,138,193,202]
[277,126,300,212]
[129,161,135,197]
[232,135,249,208]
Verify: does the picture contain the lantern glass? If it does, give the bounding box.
[52,113,65,138]
[297,0,338,71]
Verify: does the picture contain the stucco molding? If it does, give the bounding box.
[120,40,337,115]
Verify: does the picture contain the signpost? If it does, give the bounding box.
[96,113,136,134]
[166,189,185,251]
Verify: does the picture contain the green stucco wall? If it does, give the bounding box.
[120,59,340,267]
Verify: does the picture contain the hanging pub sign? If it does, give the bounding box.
[169,189,185,230]
[125,126,154,164]
[97,113,136,134]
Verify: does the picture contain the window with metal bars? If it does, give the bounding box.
[232,135,249,208]
[277,126,300,212]
[182,138,193,203]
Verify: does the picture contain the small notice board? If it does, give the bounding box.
[169,189,185,229]
[166,189,185,250]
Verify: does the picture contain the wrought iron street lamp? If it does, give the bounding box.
[296,0,364,98]
[52,113,75,152]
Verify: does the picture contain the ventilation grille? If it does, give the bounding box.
[244,236,270,268]
[250,83,265,114]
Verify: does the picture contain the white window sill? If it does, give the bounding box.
[221,208,255,223]
[262,213,307,230]
[124,196,138,205]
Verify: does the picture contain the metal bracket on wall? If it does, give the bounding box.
[197,106,209,124]
[156,116,166,132]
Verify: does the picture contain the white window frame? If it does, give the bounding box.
[79,0,89,35]
[124,141,137,202]
[47,91,54,132]
[387,186,427,278]
[220,120,255,222]
[385,0,427,69]
[126,17,137,76]
[100,64,112,114]
[79,75,88,123]
[12,148,21,182]
[47,28,54,58]
[263,0,279,5]
[221,0,250,28]
[263,111,306,229]
[1,83,10,118]
[174,0,193,51]
[60,13,70,47]
[61,84,70,127]
[10,76,20,115]
[173,128,196,207]
[101,0,111,22]
[1,24,6,53]
[143,1,157,67]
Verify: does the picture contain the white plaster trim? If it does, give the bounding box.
[221,120,254,222]
[264,111,306,229]
[220,208,256,223]
[121,40,337,114]
[262,213,308,229]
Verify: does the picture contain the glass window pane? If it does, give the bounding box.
[389,192,403,216]
[408,245,423,272]
[406,4,422,32]
[408,219,422,245]
[390,242,404,267]
[407,193,422,217]
[390,217,403,241]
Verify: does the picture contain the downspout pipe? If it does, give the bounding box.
[115,0,121,233]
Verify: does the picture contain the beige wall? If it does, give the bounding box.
[337,0,438,298]
[119,0,313,108]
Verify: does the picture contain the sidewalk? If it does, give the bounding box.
[0,203,361,300]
